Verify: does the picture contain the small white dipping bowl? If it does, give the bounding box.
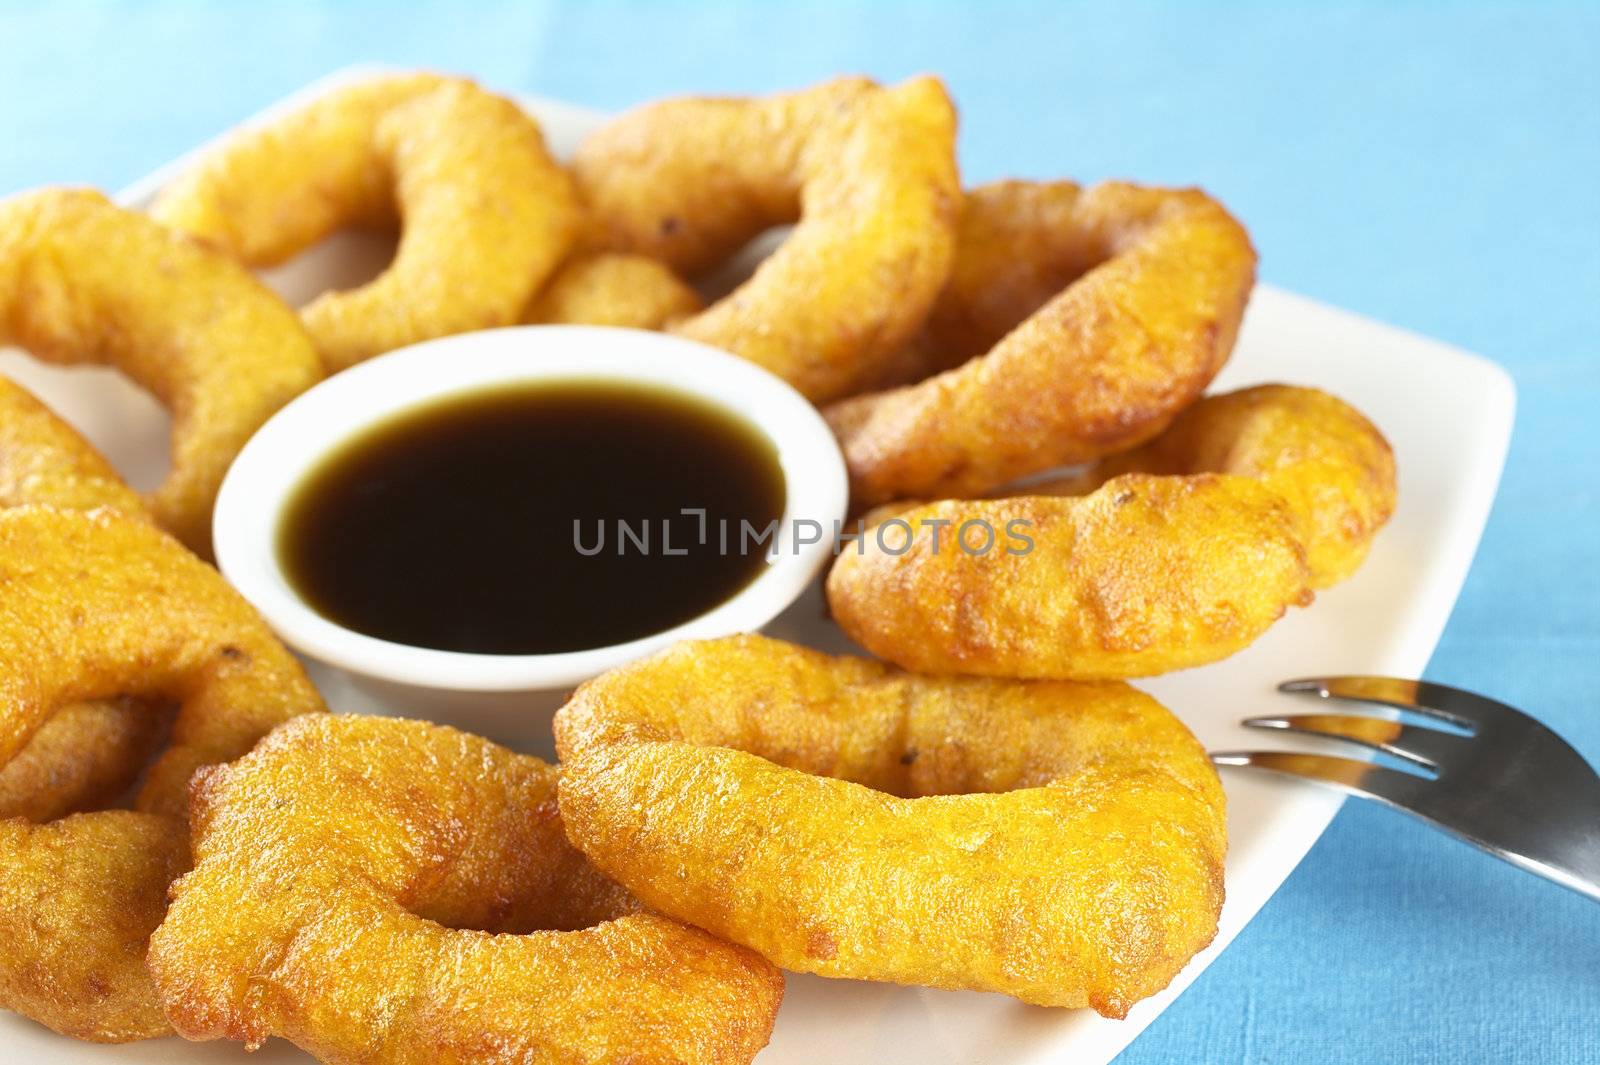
[214,325,848,749]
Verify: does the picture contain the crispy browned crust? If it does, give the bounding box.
[524,251,704,329]
[1031,384,1399,588]
[0,188,324,556]
[148,714,783,1065]
[152,73,580,371]
[555,635,1226,1018]
[825,180,1257,505]
[830,476,1311,679]
[0,507,324,1042]
[572,75,961,402]
[827,385,1395,679]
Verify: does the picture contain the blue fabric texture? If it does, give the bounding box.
[2,3,1596,1061]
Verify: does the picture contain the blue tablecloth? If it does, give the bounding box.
[3,3,1596,1061]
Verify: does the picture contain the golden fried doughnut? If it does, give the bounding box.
[0,507,325,815]
[825,180,1257,506]
[524,251,703,329]
[555,634,1226,1018]
[827,385,1395,679]
[0,375,170,822]
[572,75,960,402]
[148,714,783,1064]
[0,506,324,1041]
[0,188,324,555]
[153,73,580,371]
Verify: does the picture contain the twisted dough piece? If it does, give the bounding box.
[826,180,1257,506]
[0,188,324,556]
[572,75,961,402]
[556,635,1226,1018]
[827,385,1396,679]
[0,507,325,1041]
[149,714,783,1065]
[153,73,580,370]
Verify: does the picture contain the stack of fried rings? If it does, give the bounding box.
[152,73,581,372]
[148,714,784,1065]
[554,634,1228,1020]
[0,188,324,557]
[0,502,326,1041]
[827,384,1398,680]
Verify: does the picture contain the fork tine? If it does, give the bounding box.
[1278,675,1498,732]
[1212,750,1434,809]
[1218,749,1600,903]
[1242,713,1462,770]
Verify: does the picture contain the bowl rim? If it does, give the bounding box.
[213,324,850,692]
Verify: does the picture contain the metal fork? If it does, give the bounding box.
[1213,676,1600,902]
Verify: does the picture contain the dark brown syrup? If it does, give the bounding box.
[278,379,786,654]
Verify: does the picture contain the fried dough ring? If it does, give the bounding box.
[0,507,325,1041]
[572,75,960,402]
[0,376,170,823]
[524,251,703,330]
[148,714,783,1065]
[555,635,1226,1018]
[825,180,1257,506]
[153,73,580,371]
[0,507,326,813]
[0,188,324,555]
[827,385,1396,679]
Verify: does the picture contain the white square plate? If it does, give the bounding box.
[0,70,1514,1064]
